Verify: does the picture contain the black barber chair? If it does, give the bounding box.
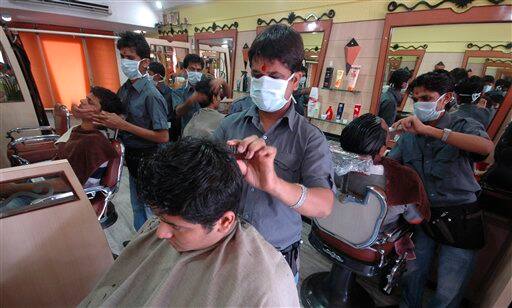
[301,172,412,307]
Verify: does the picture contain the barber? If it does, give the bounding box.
[213,24,335,282]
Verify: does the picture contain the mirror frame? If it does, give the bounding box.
[159,34,188,43]
[194,29,237,95]
[257,19,333,87]
[386,49,426,111]
[370,5,512,139]
[462,49,512,76]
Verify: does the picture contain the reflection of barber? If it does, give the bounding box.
[378,68,411,126]
[214,24,335,282]
[452,76,493,128]
[173,54,231,132]
[389,72,494,307]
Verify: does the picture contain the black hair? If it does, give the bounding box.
[148,62,166,77]
[194,78,214,108]
[137,138,242,230]
[116,31,150,59]
[183,54,205,69]
[90,86,124,114]
[454,76,484,105]
[495,78,511,91]
[249,24,304,73]
[483,90,505,108]
[433,69,450,78]
[483,75,495,84]
[388,68,411,89]
[449,68,468,86]
[408,72,454,96]
[339,113,387,158]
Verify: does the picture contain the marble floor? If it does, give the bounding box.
[103,167,401,307]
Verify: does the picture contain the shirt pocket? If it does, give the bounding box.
[430,146,460,179]
[274,152,301,183]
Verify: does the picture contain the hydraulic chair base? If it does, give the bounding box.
[300,264,375,308]
[99,201,118,229]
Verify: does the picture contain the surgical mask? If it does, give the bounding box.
[299,76,306,85]
[121,58,145,80]
[188,71,202,86]
[483,85,492,93]
[250,74,295,112]
[413,93,446,122]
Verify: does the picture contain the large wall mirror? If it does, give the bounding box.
[371,6,512,139]
[257,19,333,87]
[194,29,237,94]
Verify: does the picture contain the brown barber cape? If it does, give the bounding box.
[79,218,300,307]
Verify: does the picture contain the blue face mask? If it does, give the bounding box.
[188,71,203,86]
[121,58,144,80]
[413,93,446,122]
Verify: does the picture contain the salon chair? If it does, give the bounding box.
[301,172,412,308]
[6,103,70,166]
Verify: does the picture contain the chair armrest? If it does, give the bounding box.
[10,134,61,147]
[10,155,30,165]
[6,126,55,141]
[377,223,412,244]
[84,186,111,199]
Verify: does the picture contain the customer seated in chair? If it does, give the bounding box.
[56,86,124,187]
[338,113,430,229]
[79,138,299,307]
[182,78,225,139]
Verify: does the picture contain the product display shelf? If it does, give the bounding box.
[321,87,361,94]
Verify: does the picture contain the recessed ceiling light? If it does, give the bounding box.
[155,1,163,9]
[1,14,12,22]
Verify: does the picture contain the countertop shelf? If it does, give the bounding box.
[321,87,361,94]
[307,116,349,125]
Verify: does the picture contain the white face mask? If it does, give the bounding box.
[483,85,492,93]
[250,74,295,113]
[188,71,202,86]
[121,58,145,80]
[413,93,446,122]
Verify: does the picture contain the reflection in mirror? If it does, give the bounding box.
[377,22,511,127]
[301,32,325,88]
[197,38,233,85]
[0,42,23,103]
[0,172,77,218]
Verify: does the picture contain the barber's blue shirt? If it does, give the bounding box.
[171,84,200,130]
[388,112,489,207]
[117,77,168,149]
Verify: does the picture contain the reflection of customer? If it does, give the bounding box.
[378,68,411,126]
[481,122,512,192]
[452,76,493,128]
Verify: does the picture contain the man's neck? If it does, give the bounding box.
[258,101,292,132]
[80,120,95,131]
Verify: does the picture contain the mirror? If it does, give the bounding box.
[195,30,237,94]
[0,172,77,218]
[302,32,325,88]
[372,10,512,138]
[197,38,233,83]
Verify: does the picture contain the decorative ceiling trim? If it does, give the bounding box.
[155,22,188,36]
[466,42,512,51]
[257,9,335,26]
[390,43,428,50]
[387,0,504,12]
[485,58,512,64]
[194,22,239,33]
[304,46,320,52]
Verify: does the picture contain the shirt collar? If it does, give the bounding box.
[435,111,451,129]
[131,77,148,93]
[244,102,297,131]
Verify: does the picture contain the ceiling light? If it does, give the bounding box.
[307,22,317,31]
[221,44,229,49]
[1,14,12,22]
[155,1,163,9]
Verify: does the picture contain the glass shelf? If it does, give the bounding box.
[321,87,361,94]
[307,117,349,125]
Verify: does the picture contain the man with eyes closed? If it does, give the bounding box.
[213,24,336,283]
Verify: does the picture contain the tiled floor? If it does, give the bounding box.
[103,167,400,306]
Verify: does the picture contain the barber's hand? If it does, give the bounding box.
[71,103,97,121]
[211,78,226,98]
[228,136,279,192]
[392,115,430,136]
[92,111,127,130]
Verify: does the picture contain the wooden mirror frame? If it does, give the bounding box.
[194,29,237,94]
[462,50,512,76]
[386,49,426,111]
[159,34,188,43]
[370,5,512,139]
[257,19,333,87]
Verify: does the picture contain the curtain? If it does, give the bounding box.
[85,38,120,92]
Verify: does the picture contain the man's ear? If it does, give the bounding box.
[291,71,302,91]
[215,211,236,233]
[139,58,150,72]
